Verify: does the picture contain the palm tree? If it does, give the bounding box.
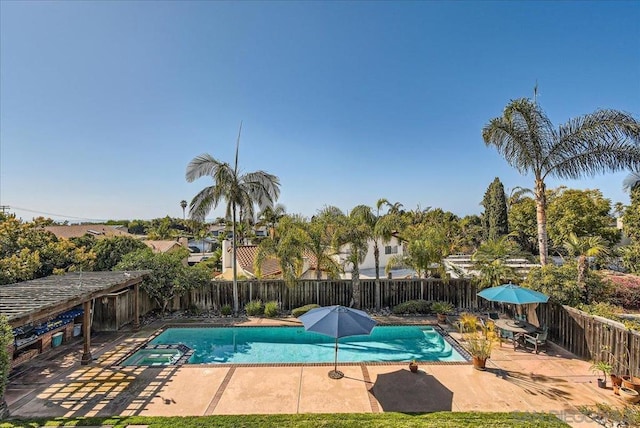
[623,172,640,193]
[613,202,626,219]
[564,233,610,302]
[180,200,188,219]
[483,98,640,265]
[333,207,370,309]
[258,203,287,239]
[255,216,307,286]
[304,214,342,281]
[185,125,280,313]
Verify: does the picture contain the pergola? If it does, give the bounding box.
[0,270,150,365]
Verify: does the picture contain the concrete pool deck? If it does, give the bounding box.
[4,316,624,426]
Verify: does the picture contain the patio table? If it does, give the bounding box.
[493,319,537,350]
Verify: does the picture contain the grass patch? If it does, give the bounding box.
[0,412,568,427]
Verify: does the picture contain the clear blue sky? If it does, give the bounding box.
[1,1,639,222]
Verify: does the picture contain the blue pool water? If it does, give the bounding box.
[123,326,467,365]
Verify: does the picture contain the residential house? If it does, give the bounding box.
[143,238,188,254]
[217,240,328,280]
[336,235,407,278]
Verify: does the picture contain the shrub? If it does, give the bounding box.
[431,301,454,315]
[392,300,432,315]
[264,301,279,318]
[292,304,320,318]
[606,273,640,310]
[245,300,264,316]
[220,304,232,316]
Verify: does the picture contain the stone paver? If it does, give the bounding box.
[298,366,371,413]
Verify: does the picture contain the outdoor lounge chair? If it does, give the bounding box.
[523,326,548,354]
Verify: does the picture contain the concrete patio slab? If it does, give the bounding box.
[212,366,302,414]
[297,366,371,413]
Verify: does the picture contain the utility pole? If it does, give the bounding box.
[0,205,9,215]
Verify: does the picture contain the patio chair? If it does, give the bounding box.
[515,313,527,322]
[523,326,548,354]
[498,328,515,348]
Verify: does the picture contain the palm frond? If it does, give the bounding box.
[623,172,640,193]
[185,154,227,182]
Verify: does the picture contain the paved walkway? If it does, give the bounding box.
[4,316,623,426]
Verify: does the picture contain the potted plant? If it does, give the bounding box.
[431,301,454,324]
[409,359,419,373]
[464,321,498,370]
[589,361,612,389]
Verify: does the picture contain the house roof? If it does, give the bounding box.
[44,225,133,240]
[143,240,184,253]
[232,245,319,278]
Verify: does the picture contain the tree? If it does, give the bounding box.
[350,200,404,310]
[0,216,95,284]
[185,126,280,313]
[0,315,13,417]
[621,172,640,273]
[523,263,611,307]
[546,188,619,252]
[93,235,147,271]
[481,177,509,241]
[303,212,342,281]
[387,223,450,279]
[457,215,484,254]
[508,196,538,255]
[258,203,286,239]
[483,97,640,265]
[180,200,188,219]
[333,207,370,309]
[255,215,307,285]
[563,233,610,303]
[115,248,210,315]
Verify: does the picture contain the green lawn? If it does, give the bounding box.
[0,412,570,427]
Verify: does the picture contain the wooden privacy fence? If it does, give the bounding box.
[178,278,483,312]
[537,303,640,377]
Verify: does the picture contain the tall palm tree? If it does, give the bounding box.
[333,207,370,309]
[304,214,342,281]
[185,125,280,313]
[180,200,188,219]
[563,233,610,302]
[258,203,287,239]
[483,98,640,265]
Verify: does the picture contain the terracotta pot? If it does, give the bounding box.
[621,376,640,393]
[437,314,447,324]
[619,386,640,404]
[409,363,418,373]
[472,356,487,371]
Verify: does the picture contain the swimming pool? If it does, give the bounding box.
[121,325,468,366]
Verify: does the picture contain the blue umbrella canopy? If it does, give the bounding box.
[299,305,377,338]
[298,305,376,379]
[477,283,549,305]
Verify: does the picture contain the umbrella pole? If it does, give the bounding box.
[329,337,344,379]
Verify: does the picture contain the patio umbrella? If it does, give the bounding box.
[298,305,377,379]
[477,283,549,327]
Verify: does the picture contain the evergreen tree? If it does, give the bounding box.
[481,177,509,241]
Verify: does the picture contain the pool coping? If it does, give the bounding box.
[113,322,472,368]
